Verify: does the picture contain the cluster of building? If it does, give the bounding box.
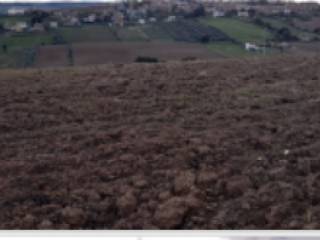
[1,0,319,33]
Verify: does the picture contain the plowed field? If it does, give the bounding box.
[0,55,320,229]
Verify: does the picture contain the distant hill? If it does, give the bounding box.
[0,2,107,13]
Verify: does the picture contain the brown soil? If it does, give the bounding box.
[72,42,220,65]
[293,17,320,32]
[34,45,70,68]
[289,42,320,56]
[0,55,320,229]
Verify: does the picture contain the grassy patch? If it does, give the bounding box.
[0,33,53,53]
[0,50,19,68]
[58,25,117,43]
[142,24,174,41]
[0,32,49,68]
[0,48,29,68]
[117,26,149,41]
[207,42,278,58]
[200,17,272,44]
[261,17,318,40]
[207,42,251,57]
[0,16,30,25]
[156,20,230,43]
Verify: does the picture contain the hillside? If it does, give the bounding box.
[1,15,320,68]
[0,56,320,229]
[200,17,272,44]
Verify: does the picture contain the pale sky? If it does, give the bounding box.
[0,0,120,2]
[0,0,318,2]
[0,0,121,2]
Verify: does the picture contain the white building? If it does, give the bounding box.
[31,23,45,32]
[7,8,25,16]
[66,17,81,27]
[283,8,292,15]
[49,21,59,29]
[138,19,146,25]
[238,10,249,18]
[245,42,260,51]
[10,22,28,32]
[165,15,176,22]
[149,17,157,23]
[206,7,225,18]
[212,10,225,18]
[83,14,97,23]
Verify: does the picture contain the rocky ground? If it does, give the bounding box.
[0,55,320,229]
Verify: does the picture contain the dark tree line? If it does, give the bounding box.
[0,23,4,33]
[2,44,7,53]
[28,10,50,26]
[0,23,7,53]
[254,18,298,42]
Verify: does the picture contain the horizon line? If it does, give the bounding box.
[0,0,318,3]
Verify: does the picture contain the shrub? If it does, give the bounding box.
[2,44,7,53]
[275,27,298,42]
[52,34,67,45]
[182,56,197,61]
[135,56,159,63]
[200,34,210,43]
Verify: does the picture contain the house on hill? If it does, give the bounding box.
[83,14,97,23]
[65,17,81,27]
[212,9,225,18]
[7,8,25,16]
[138,18,146,25]
[237,9,249,17]
[205,7,225,18]
[31,23,45,32]
[165,15,176,22]
[6,21,28,32]
[245,42,260,51]
[49,21,59,29]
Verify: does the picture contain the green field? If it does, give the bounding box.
[201,17,272,44]
[0,16,29,25]
[207,42,251,57]
[58,25,117,43]
[207,42,279,58]
[0,47,34,68]
[261,17,318,41]
[142,24,174,41]
[117,26,149,41]
[0,32,52,68]
[0,50,20,68]
[0,33,53,52]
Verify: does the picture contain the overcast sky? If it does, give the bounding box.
[0,0,318,2]
[0,0,122,2]
[0,0,120,2]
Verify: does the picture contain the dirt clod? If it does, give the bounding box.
[226,176,252,197]
[38,220,53,229]
[117,192,137,216]
[61,207,86,227]
[197,171,218,187]
[154,197,190,229]
[174,171,196,194]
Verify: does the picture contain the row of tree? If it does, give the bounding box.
[0,24,7,53]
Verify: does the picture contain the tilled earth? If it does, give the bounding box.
[0,55,320,229]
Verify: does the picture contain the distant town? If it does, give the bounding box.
[0,0,320,68]
[1,0,319,34]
